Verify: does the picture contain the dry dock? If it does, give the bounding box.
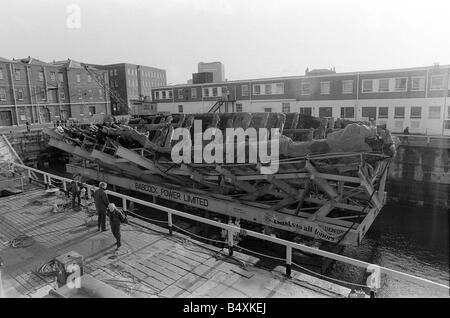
[0,187,351,298]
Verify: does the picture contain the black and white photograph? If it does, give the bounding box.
[0,0,448,303]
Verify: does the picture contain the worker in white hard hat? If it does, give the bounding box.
[93,182,110,231]
[107,203,122,250]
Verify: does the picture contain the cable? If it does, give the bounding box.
[291,261,368,289]
[126,210,169,224]
[235,245,286,262]
[172,224,228,244]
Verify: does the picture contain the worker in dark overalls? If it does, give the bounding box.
[107,203,122,250]
[93,182,109,232]
[71,177,81,209]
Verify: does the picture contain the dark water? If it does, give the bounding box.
[328,204,449,297]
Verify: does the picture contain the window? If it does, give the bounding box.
[241,84,249,96]
[0,87,6,100]
[60,91,65,100]
[87,75,92,83]
[191,88,197,99]
[14,69,21,81]
[178,89,184,99]
[162,91,166,99]
[88,89,93,99]
[78,89,82,99]
[109,70,113,76]
[411,121,421,129]
[378,79,390,92]
[39,87,46,100]
[99,89,103,99]
[394,107,405,118]
[410,107,421,118]
[428,106,441,119]
[0,69,3,80]
[301,82,310,95]
[16,88,23,100]
[58,72,64,82]
[76,74,81,83]
[275,83,284,94]
[411,77,425,91]
[320,81,330,95]
[340,107,355,118]
[155,91,160,99]
[264,84,272,95]
[319,107,332,118]
[342,80,353,94]
[89,106,96,115]
[448,106,450,119]
[168,90,173,99]
[430,75,444,90]
[282,103,290,113]
[253,85,261,95]
[299,107,312,116]
[114,69,117,76]
[394,78,407,91]
[178,105,183,113]
[212,87,218,97]
[203,88,210,97]
[264,108,272,113]
[50,72,56,82]
[222,87,228,97]
[378,107,389,118]
[236,103,243,112]
[362,80,373,92]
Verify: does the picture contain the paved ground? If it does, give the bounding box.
[0,187,350,298]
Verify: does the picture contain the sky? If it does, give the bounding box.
[1,0,450,84]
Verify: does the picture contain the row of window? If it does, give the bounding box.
[362,75,449,93]
[224,103,449,120]
[125,68,165,79]
[0,68,66,83]
[0,87,103,101]
[155,75,450,99]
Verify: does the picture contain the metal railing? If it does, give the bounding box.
[6,162,450,297]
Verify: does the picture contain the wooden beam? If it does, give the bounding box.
[305,161,339,200]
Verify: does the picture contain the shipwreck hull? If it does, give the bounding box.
[42,112,396,246]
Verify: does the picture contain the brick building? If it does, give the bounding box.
[0,56,110,126]
[93,63,166,115]
[152,64,450,135]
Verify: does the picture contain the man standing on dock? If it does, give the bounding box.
[107,203,122,250]
[94,182,110,231]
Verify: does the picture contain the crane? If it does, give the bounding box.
[80,63,131,115]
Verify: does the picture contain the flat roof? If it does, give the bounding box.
[155,64,450,90]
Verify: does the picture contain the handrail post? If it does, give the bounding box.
[168,212,173,235]
[28,169,32,183]
[122,197,127,210]
[286,246,292,278]
[63,179,67,192]
[43,174,48,189]
[366,265,381,298]
[227,228,234,257]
